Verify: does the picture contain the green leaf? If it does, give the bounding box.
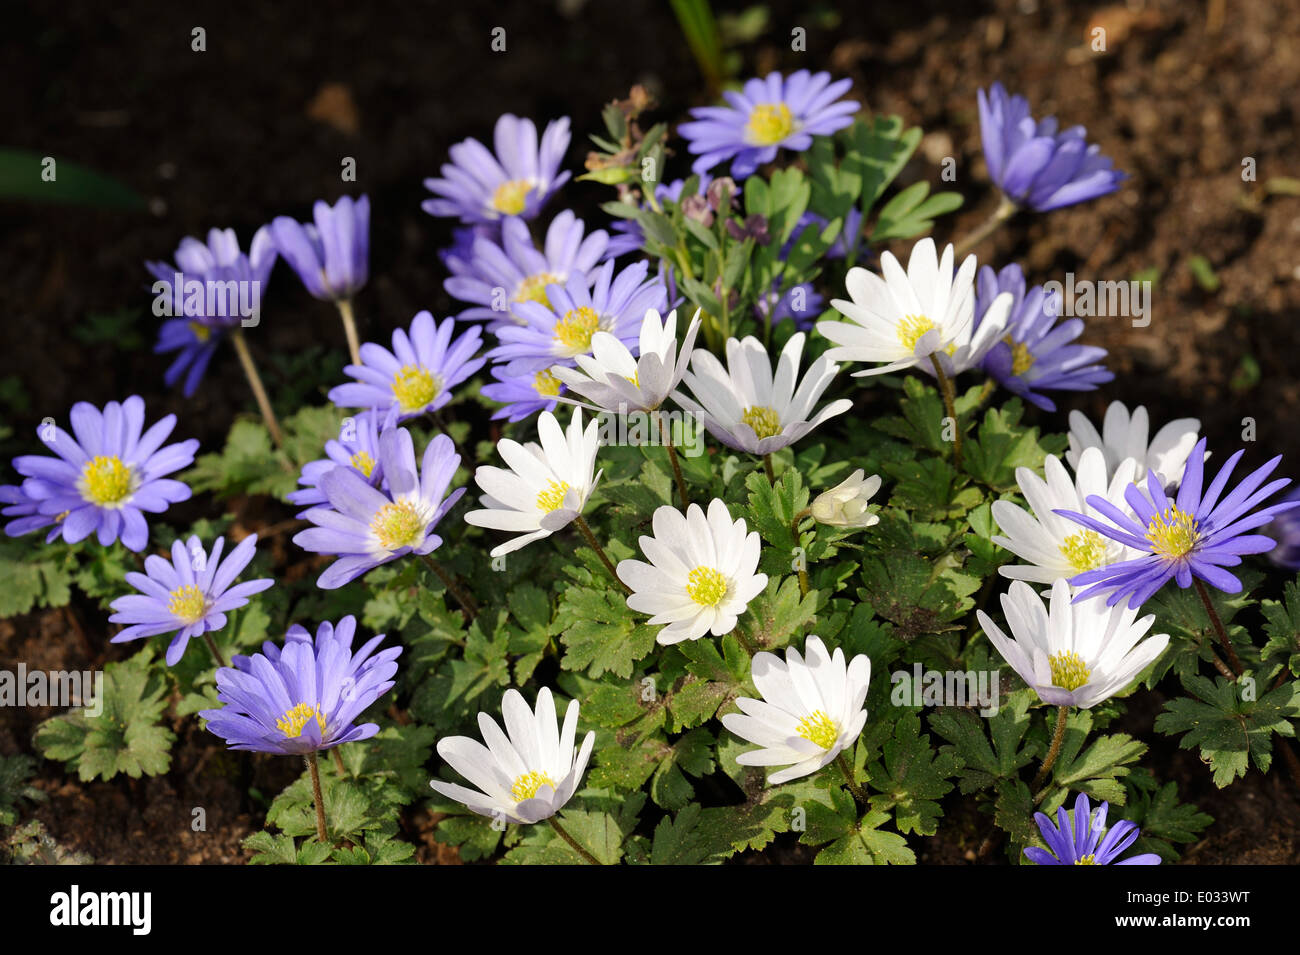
[1155,673,1299,786]
[0,149,146,209]
[864,711,957,835]
[931,688,1036,792]
[34,652,174,782]
[0,536,75,616]
[1261,579,1300,678]
[870,181,963,241]
[556,582,657,679]
[648,803,717,864]
[1123,771,1213,862]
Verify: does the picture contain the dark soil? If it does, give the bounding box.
[3,0,1298,863]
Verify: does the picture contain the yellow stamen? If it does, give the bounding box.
[686,566,728,607]
[1049,650,1091,692]
[391,364,440,413]
[533,369,562,397]
[1060,530,1107,574]
[1074,854,1097,865]
[796,710,839,750]
[491,178,533,216]
[166,584,207,624]
[897,314,935,353]
[370,501,425,551]
[188,320,212,342]
[536,480,570,513]
[553,306,601,354]
[747,103,795,145]
[515,271,562,308]
[511,770,557,802]
[80,455,134,507]
[741,405,781,440]
[1004,335,1035,376]
[1146,506,1199,559]
[349,450,376,478]
[277,702,327,739]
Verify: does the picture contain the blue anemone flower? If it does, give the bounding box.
[1058,438,1300,608]
[978,83,1126,212]
[1026,792,1160,865]
[200,615,400,755]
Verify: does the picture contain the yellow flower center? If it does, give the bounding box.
[80,455,134,507]
[491,178,533,216]
[166,584,207,624]
[741,405,782,440]
[277,702,327,739]
[370,501,426,551]
[747,102,795,145]
[349,450,376,478]
[511,770,557,801]
[686,566,728,607]
[1049,650,1091,692]
[536,480,570,513]
[188,320,212,342]
[1060,530,1108,574]
[533,369,562,397]
[897,314,935,353]
[1074,855,1097,865]
[1004,335,1035,376]
[796,710,839,750]
[1146,506,1200,559]
[553,306,601,354]
[391,364,440,413]
[515,271,562,307]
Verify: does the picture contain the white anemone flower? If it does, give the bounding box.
[550,307,701,414]
[819,237,1013,378]
[617,498,767,645]
[978,579,1169,709]
[810,469,882,529]
[721,635,871,784]
[1065,400,1200,485]
[429,687,595,825]
[464,408,602,557]
[671,332,852,455]
[991,447,1139,587]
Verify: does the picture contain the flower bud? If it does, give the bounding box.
[811,469,881,528]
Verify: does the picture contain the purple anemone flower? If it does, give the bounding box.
[200,615,400,755]
[327,311,486,421]
[1267,487,1300,570]
[422,114,571,225]
[480,365,566,423]
[975,263,1113,411]
[0,481,56,541]
[7,396,198,552]
[1057,438,1300,609]
[146,227,277,395]
[269,195,369,302]
[287,408,392,515]
[755,281,824,331]
[444,210,607,331]
[488,259,668,378]
[109,534,273,665]
[292,428,463,590]
[978,83,1126,212]
[678,70,858,179]
[1026,792,1160,865]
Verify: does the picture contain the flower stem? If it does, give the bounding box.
[202,632,228,670]
[763,454,776,484]
[791,508,811,598]
[336,298,362,367]
[972,376,998,413]
[306,751,328,844]
[547,815,601,864]
[573,514,631,594]
[929,354,962,467]
[1194,579,1242,677]
[1031,705,1070,793]
[658,411,690,508]
[230,327,284,447]
[418,553,480,618]
[835,753,870,806]
[332,746,348,777]
[952,193,1018,260]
